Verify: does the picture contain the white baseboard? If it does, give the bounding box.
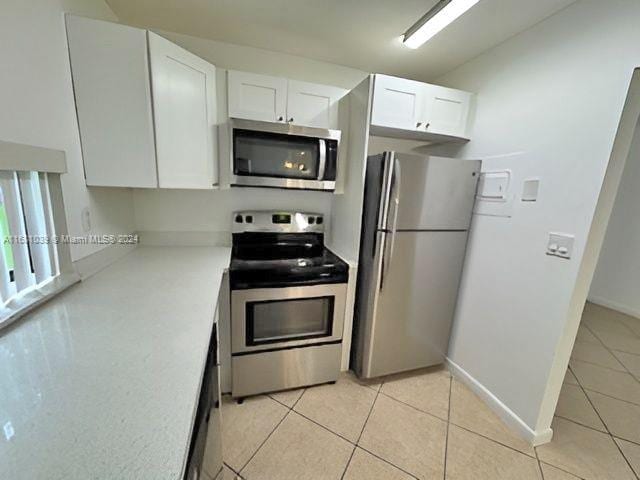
[588,296,640,320]
[447,358,553,446]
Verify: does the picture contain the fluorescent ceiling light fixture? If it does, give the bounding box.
[403,0,481,49]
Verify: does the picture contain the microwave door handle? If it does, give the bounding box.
[317,139,327,181]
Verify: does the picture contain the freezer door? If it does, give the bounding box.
[388,154,480,231]
[363,230,468,378]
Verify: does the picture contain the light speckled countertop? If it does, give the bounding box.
[0,246,231,480]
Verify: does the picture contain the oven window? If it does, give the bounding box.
[234,130,320,180]
[246,296,334,346]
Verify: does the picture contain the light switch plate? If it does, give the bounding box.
[547,232,574,259]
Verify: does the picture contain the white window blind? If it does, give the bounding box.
[0,172,77,330]
[0,171,59,302]
[0,141,76,330]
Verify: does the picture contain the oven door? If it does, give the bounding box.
[231,283,346,354]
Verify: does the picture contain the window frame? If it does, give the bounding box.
[0,140,79,331]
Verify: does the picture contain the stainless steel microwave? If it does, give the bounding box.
[229,119,341,191]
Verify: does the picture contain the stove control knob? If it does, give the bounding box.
[308,216,315,224]
[234,215,243,223]
[245,215,253,223]
[316,216,323,225]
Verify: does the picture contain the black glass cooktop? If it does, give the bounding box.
[230,232,349,289]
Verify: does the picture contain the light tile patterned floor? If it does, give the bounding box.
[210,302,640,479]
[540,302,640,480]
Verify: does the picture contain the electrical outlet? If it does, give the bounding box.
[547,232,574,259]
[522,178,540,202]
[81,207,91,232]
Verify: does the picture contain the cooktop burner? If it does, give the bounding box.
[229,211,349,290]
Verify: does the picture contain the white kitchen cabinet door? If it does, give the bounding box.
[227,71,287,122]
[148,32,217,189]
[286,80,346,129]
[422,85,472,138]
[370,75,424,131]
[66,15,158,188]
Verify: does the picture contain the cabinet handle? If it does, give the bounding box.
[278,116,284,121]
[416,122,422,128]
[288,117,294,123]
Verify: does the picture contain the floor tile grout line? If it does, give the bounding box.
[355,445,421,480]
[583,306,640,340]
[291,387,307,409]
[538,460,586,479]
[339,445,357,480]
[610,350,640,384]
[273,381,421,480]
[569,356,627,373]
[270,386,366,446]
[267,387,306,410]
[580,385,640,408]
[225,371,563,480]
[377,388,449,423]
[420,374,538,460]
[229,378,536,478]
[355,379,383,445]
[533,446,545,480]
[289,408,358,446]
[381,375,536,460]
[237,408,291,474]
[442,376,453,480]
[223,461,245,480]
[266,381,388,448]
[581,322,640,384]
[569,364,617,435]
[571,323,640,401]
[553,414,608,435]
[613,435,640,448]
[267,395,294,410]
[568,364,640,480]
[449,420,537,459]
[301,378,422,479]
[552,409,640,448]
[256,385,364,480]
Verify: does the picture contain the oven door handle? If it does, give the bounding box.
[317,139,327,181]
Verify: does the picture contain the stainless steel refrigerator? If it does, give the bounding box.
[352,152,481,379]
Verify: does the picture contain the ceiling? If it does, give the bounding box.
[106,0,577,81]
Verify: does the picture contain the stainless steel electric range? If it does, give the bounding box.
[229,211,349,400]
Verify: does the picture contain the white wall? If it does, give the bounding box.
[0,0,136,262]
[134,187,334,244]
[436,0,640,436]
[589,120,640,318]
[132,30,367,240]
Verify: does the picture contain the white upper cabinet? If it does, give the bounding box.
[148,32,217,189]
[370,74,472,141]
[371,75,425,131]
[227,71,346,129]
[66,15,158,188]
[227,71,287,123]
[423,85,472,138]
[286,80,343,129]
[66,16,218,189]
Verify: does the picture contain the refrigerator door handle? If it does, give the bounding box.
[380,161,401,291]
[378,153,395,231]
